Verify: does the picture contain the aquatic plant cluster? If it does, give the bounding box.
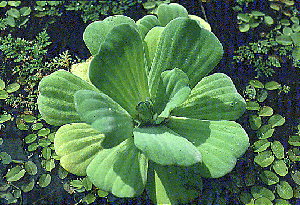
[0,1,300,204]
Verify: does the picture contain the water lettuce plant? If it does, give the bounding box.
[37,3,249,204]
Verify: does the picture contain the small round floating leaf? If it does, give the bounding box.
[25,134,37,144]
[276,35,293,45]
[265,81,281,90]
[253,139,271,153]
[246,101,260,111]
[275,199,291,205]
[288,135,300,146]
[257,89,268,103]
[270,3,280,11]
[292,46,300,60]
[264,16,274,25]
[0,78,5,90]
[277,181,293,200]
[0,152,12,164]
[97,189,109,197]
[8,1,21,7]
[287,149,300,162]
[255,197,272,205]
[254,150,274,167]
[0,90,8,99]
[291,171,300,185]
[28,143,38,151]
[5,166,26,182]
[22,115,36,123]
[260,170,279,185]
[0,1,7,7]
[42,147,51,159]
[273,160,288,176]
[271,141,285,159]
[83,193,96,204]
[249,115,262,130]
[0,138,2,146]
[39,173,51,187]
[291,32,300,46]
[251,186,275,201]
[82,177,93,191]
[291,17,299,24]
[21,179,35,192]
[17,121,28,130]
[38,138,51,147]
[237,13,251,22]
[251,11,265,17]
[6,82,20,93]
[294,186,300,199]
[24,161,37,175]
[43,159,55,172]
[250,80,264,88]
[239,23,250,32]
[19,7,31,16]
[268,114,285,128]
[281,19,291,26]
[58,166,68,179]
[0,114,12,123]
[31,122,43,130]
[283,27,293,36]
[48,133,55,142]
[292,24,300,32]
[37,128,50,136]
[259,106,273,117]
[239,192,253,205]
[250,21,260,28]
[7,8,20,18]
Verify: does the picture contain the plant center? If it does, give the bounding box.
[135,100,154,126]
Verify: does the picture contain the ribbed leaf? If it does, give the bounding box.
[157,3,189,26]
[89,24,149,117]
[133,126,201,166]
[74,90,133,147]
[166,116,249,178]
[153,68,191,121]
[136,15,161,39]
[54,123,105,176]
[149,18,223,100]
[172,73,246,121]
[86,138,148,197]
[146,161,202,204]
[37,70,99,126]
[83,15,137,56]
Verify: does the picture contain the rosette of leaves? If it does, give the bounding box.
[37,3,249,204]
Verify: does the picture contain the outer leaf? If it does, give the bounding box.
[166,116,249,178]
[86,138,148,197]
[172,73,246,121]
[133,125,201,166]
[54,123,105,176]
[149,18,223,100]
[89,24,149,117]
[37,70,99,126]
[74,90,133,147]
[136,15,161,39]
[157,3,189,26]
[146,161,202,204]
[153,68,191,120]
[83,15,137,56]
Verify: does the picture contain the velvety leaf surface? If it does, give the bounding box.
[136,15,161,39]
[133,125,201,166]
[89,24,149,117]
[172,73,246,121]
[146,161,202,204]
[83,15,137,56]
[148,18,223,100]
[86,138,148,197]
[54,123,105,176]
[166,116,249,178]
[157,3,189,26]
[74,90,133,147]
[37,70,99,126]
[153,68,191,120]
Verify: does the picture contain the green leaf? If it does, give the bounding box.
[83,15,137,56]
[89,24,149,117]
[239,23,250,32]
[58,166,68,179]
[249,80,264,88]
[265,81,281,90]
[5,166,26,182]
[251,11,265,17]
[97,189,109,197]
[7,8,20,18]
[31,123,43,130]
[259,106,273,116]
[0,78,5,90]
[254,150,274,167]
[292,46,300,60]
[54,123,105,176]
[0,152,12,164]
[149,17,223,98]
[271,141,285,159]
[0,90,8,99]
[291,32,300,46]
[5,16,15,27]
[291,171,300,185]
[133,126,201,166]
[253,139,270,152]
[19,7,31,16]
[38,70,99,126]
[239,192,254,205]
[264,16,274,25]
[39,174,51,187]
[42,147,51,159]
[86,138,148,197]
[255,197,272,205]
[277,181,293,200]
[157,3,189,26]
[24,161,37,175]
[146,161,202,204]
[0,114,11,123]
[27,143,38,151]
[276,35,293,45]
[172,73,246,121]
[154,68,191,120]
[0,1,7,7]
[283,27,293,36]
[260,170,279,185]
[292,24,300,32]
[237,13,251,22]
[281,19,290,26]
[22,114,36,123]
[6,82,20,93]
[38,128,50,136]
[251,186,275,201]
[288,135,300,146]
[273,160,288,176]
[82,177,93,191]
[166,117,249,178]
[246,101,260,111]
[249,115,261,130]
[74,90,133,146]
[275,199,291,205]
[268,114,285,128]
[136,15,161,39]
[21,179,35,192]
